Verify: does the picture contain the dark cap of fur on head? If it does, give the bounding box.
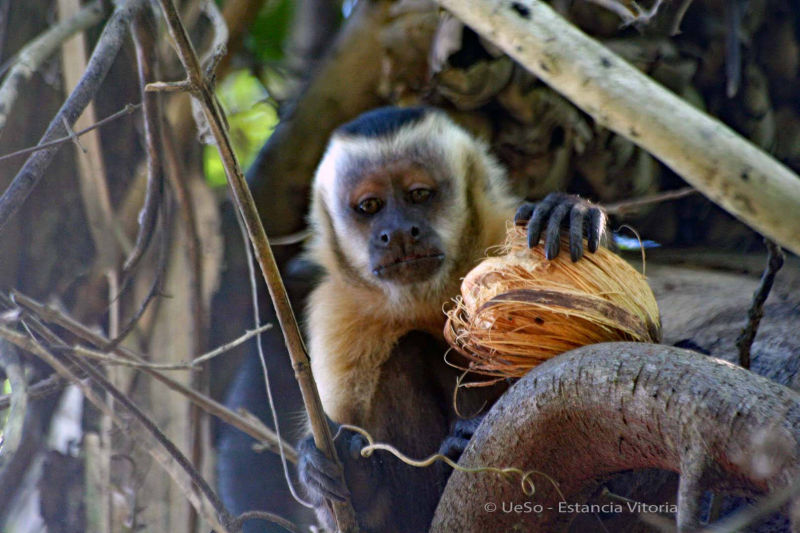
[335,107,433,139]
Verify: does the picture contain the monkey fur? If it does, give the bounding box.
[296,107,605,532]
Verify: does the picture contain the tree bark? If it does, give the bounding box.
[433,342,800,532]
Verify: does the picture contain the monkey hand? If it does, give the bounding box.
[297,428,374,506]
[514,192,606,262]
[438,415,485,463]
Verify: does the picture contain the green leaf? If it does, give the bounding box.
[204,70,279,188]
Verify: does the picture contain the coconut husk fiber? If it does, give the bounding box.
[444,224,661,381]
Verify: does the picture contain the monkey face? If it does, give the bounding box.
[345,160,447,285]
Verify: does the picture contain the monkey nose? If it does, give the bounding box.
[379,227,421,248]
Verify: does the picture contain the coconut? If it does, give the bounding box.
[444,224,661,380]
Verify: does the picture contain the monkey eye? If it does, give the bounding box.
[356,197,383,215]
[408,188,433,204]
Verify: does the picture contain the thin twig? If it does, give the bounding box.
[0,0,144,233]
[145,80,193,92]
[61,116,87,153]
[584,0,664,27]
[122,9,166,277]
[74,324,272,370]
[104,204,168,352]
[0,104,141,163]
[240,207,312,508]
[232,510,301,533]
[700,477,800,532]
[269,229,312,246]
[604,186,697,215]
[0,324,233,532]
[11,291,296,463]
[200,0,228,81]
[0,373,62,411]
[154,0,359,529]
[62,345,233,531]
[0,0,105,133]
[736,240,784,369]
[670,0,695,35]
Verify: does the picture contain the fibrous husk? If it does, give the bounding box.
[444,225,661,381]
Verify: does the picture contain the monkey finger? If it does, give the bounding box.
[527,194,562,248]
[347,433,368,460]
[569,203,588,262]
[303,471,350,503]
[438,434,471,462]
[299,437,346,483]
[587,207,605,253]
[298,456,350,502]
[514,203,535,225]
[545,203,571,260]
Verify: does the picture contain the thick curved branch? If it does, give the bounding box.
[435,0,800,256]
[433,343,800,532]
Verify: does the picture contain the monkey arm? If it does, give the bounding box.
[514,192,607,262]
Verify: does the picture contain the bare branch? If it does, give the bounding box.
[435,0,800,256]
[232,510,301,533]
[0,103,140,163]
[199,0,228,80]
[604,186,697,216]
[0,373,62,411]
[0,324,233,532]
[74,324,272,370]
[0,0,145,234]
[122,8,166,277]
[736,240,785,369]
[154,0,359,528]
[0,0,104,133]
[10,291,296,463]
[432,343,800,531]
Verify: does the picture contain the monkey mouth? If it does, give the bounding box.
[372,252,445,282]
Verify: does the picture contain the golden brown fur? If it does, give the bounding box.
[306,109,517,424]
[300,108,518,532]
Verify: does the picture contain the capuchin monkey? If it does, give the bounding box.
[296,107,606,532]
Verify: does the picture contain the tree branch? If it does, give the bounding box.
[122,7,165,277]
[435,0,800,256]
[153,0,359,529]
[736,240,785,369]
[433,343,800,532]
[0,373,62,411]
[9,291,296,463]
[0,103,140,162]
[0,324,233,533]
[0,0,104,133]
[0,0,144,234]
